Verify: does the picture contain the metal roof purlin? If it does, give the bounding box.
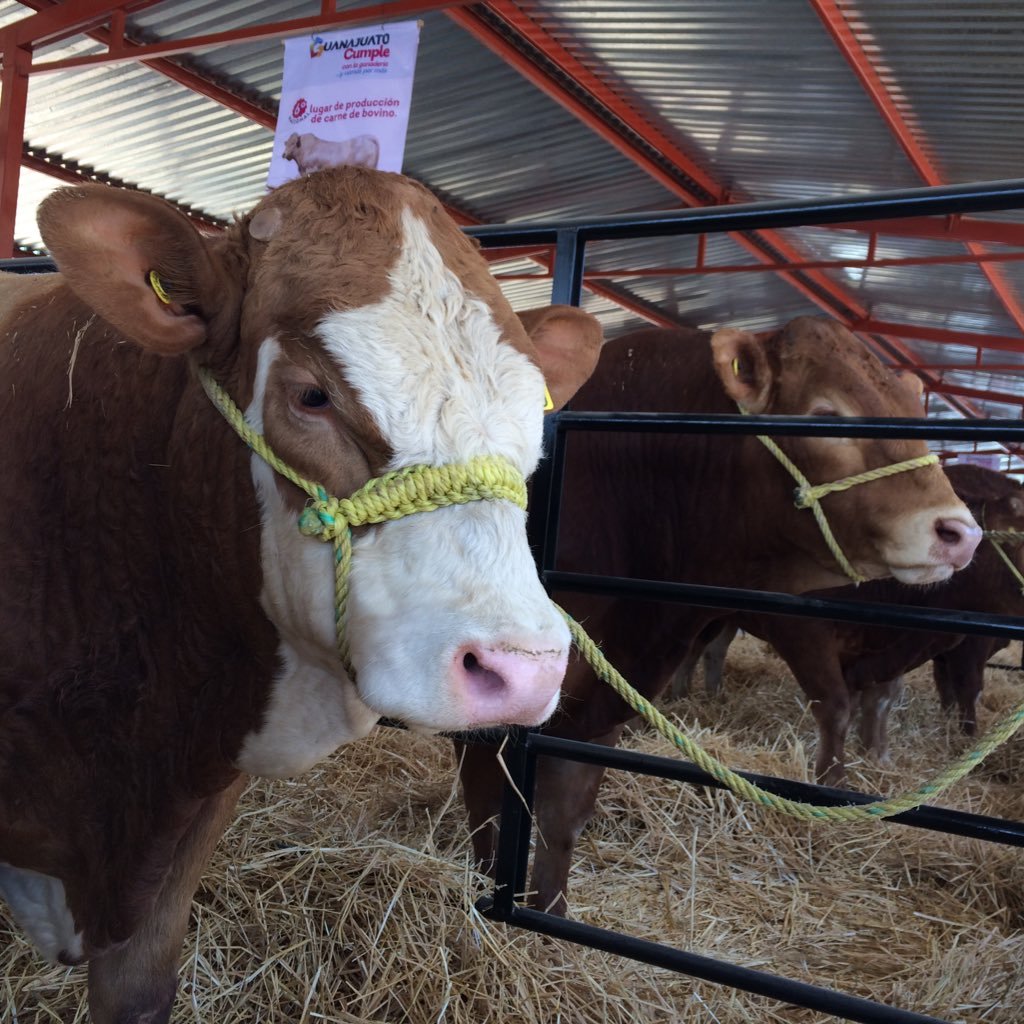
[450,1,989,412]
[15,0,278,129]
[808,0,1024,339]
[27,0,472,74]
[20,147,227,234]
[10,0,144,49]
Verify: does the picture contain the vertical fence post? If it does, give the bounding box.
[527,227,584,573]
[0,31,30,259]
[488,727,536,918]
[493,228,585,920]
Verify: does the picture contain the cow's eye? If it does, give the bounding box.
[810,403,838,417]
[299,387,330,410]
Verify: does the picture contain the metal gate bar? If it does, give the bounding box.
[472,177,1024,1024]
[475,730,961,1024]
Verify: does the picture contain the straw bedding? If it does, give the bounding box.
[3,637,1023,1023]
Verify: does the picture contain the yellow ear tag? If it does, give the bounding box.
[731,356,740,378]
[543,385,554,412]
[149,270,172,306]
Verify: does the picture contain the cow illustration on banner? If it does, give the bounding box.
[267,20,421,187]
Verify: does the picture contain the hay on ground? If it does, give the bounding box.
[3,637,1023,1023]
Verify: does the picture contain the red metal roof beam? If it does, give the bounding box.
[808,0,1024,337]
[28,0,472,74]
[825,216,1024,248]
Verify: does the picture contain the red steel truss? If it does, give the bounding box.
[2,0,1023,417]
[807,0,1024,338]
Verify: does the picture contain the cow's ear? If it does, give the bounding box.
[892,368,926,407]
[37,185,226,356]
[710,327,774,413]
[517,305,603,411]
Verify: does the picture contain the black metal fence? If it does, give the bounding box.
[464,178,1024,1024]
[7,177,1024,1023]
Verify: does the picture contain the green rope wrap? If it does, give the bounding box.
[747,423,938,584]
[562,609,1024,822]
[197,367,527,676]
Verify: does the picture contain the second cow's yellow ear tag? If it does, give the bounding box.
[543,385,554,412]
[731,356,740,378]
[149,270,172,306]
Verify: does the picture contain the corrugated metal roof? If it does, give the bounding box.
[5,0,1024,442]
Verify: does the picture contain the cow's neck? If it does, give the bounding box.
[5,299,271,781]
[560,338,844,594]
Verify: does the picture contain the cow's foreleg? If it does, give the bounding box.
[701,621,738,698]
[87,777,245,1024]
[454,740,506,876]
[935,636,995,736]
[858,675,902,761]
[932,653,957,712]
[530,725,624,917]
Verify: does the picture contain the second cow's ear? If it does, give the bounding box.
[892,368,926,409]
[710,327,775,413]
[37,185,228,356]
[517,305,603,411]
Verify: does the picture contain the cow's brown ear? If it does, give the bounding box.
[517,305,603,411]
[37,185,225,356]
[892,368,926,406]
[710,327,774,413]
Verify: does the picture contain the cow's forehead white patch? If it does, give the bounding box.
[318,207,545,473]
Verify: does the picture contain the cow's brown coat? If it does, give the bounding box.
[0,168,602,1022]
[459,318,979,915]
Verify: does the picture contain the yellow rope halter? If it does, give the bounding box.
[745,421,938,584]
[983,528,1024,595]
[195,367,527,678]
[186,294,1018,824]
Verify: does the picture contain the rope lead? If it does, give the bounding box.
[562,609,1024,823]
[198,364,1023,822]
[748,425,938,585]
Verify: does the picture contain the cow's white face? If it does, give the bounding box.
[32,169,602,781]
[238,208,569,776]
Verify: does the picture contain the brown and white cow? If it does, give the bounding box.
[0,168,601,1023]
[683,464,1024,782]
[457,319,982,915]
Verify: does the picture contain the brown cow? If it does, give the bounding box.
[458,320,982,915]
[0,168,602,1023]
[675,464,1024,781]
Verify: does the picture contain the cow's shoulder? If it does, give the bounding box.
[574,325,713,413]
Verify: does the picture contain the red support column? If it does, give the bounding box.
[0,31,31,258]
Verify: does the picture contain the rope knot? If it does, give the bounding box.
[298,493,345,540]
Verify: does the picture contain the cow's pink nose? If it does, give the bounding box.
[933,516,982,570]
[451,644,567,727]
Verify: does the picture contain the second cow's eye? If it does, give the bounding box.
[300,387,330,410]
[810,402,839,417]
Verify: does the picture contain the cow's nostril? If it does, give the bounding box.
[936,525,961,546]
[463,651,480,672]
